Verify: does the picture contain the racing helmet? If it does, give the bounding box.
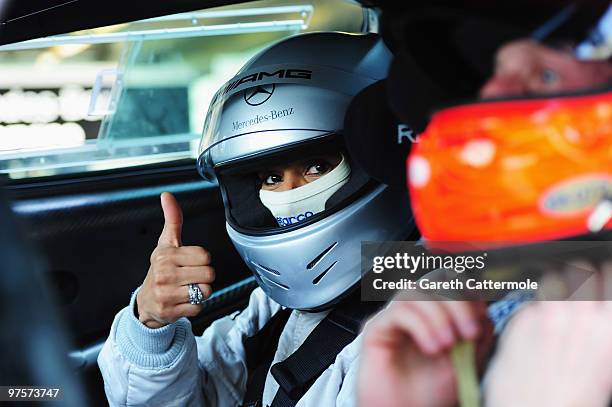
[197,32,414,310]
[405,2,612,248]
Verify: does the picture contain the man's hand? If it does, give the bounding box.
[485,301,612,407]
[358,299,492,407]
[136,192,215,328]
[485,263,612,407]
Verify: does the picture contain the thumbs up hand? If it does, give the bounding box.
[157,190,183,248]
[136,192,215,328]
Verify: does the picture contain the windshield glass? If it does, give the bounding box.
[0,0,364,179]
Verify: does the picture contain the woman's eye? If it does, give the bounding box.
[306,162,330,176]
[541,68,559,84]
[263,174,282,185]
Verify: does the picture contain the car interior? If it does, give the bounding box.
[2,0,594,405]
[0,0,376,404]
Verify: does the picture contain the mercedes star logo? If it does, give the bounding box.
[244,84,275,106]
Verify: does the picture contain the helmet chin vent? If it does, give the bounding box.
[253,262,281,276]
[312,261,337,285]
[260,274,290,291]
[307,242,338,270]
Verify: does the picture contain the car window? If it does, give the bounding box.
[0,0,364,180]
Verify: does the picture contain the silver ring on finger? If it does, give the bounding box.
[188,283,205,305]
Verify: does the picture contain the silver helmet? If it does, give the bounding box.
[197,32,415,310]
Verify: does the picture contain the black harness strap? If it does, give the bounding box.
[270,292,383,407]
[242,308,293,407]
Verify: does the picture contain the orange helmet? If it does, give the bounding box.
[408,89,612,245]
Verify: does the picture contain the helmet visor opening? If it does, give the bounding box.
[215,136,376,235]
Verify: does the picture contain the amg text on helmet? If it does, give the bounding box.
[224,69,313,95]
